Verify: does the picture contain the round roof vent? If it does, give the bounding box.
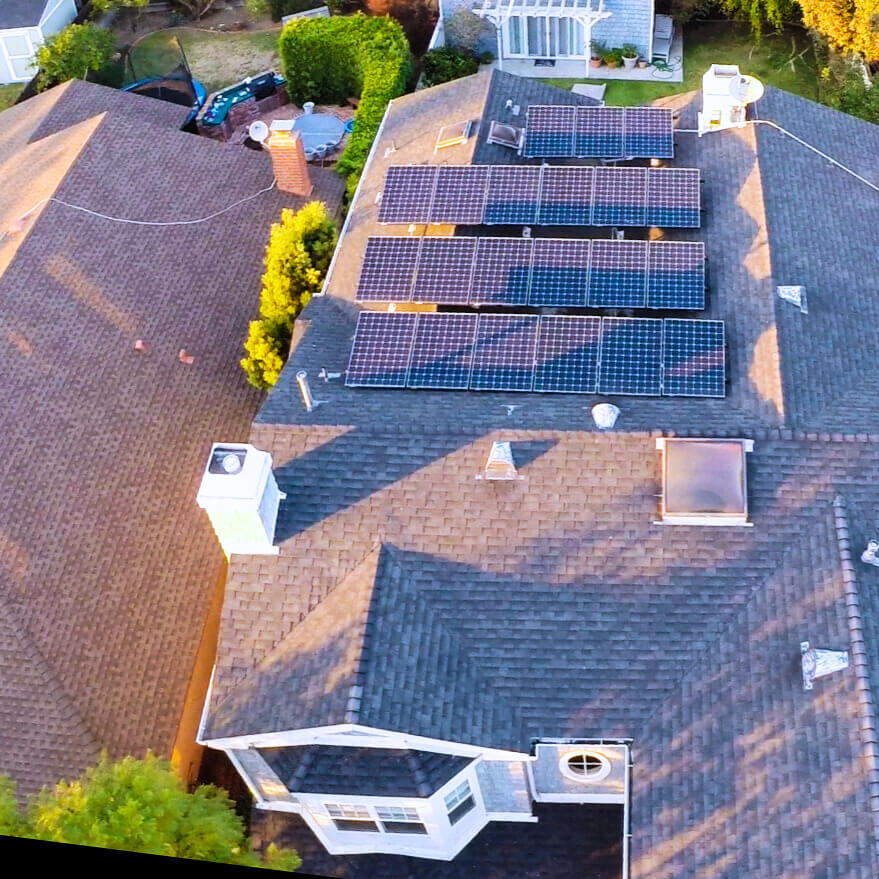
[221,453,243,474]
[559,750,612,783]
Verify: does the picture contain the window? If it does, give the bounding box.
[325,803,378,833]
[375,805,428,835]
[444,780,476,826]
[558,750,612,783]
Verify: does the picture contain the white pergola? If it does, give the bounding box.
[472,0,612,69]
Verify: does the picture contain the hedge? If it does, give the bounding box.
[278,13,411,201]
[241,202,337,390]
[421,46,479,88]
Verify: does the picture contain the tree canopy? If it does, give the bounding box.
[797,0,879,60]
[36,23,116,92]
[1,754,299,871]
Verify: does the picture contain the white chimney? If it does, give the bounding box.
[196,443,286,557]
[697,64,764,136]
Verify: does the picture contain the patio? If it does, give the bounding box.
[495,29,683,83]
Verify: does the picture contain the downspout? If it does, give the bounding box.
[622,746,632,879]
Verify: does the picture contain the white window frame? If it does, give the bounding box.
[1,29,38,83]
[501,14,589,60]
[374,805,428,835]
[323,801,428,836]
[444,779,476,825]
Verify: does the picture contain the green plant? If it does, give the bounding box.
[422,46,479,87]
[241,202,338,389]
[719,0,793,40]
[90,0,149,15]
[2,754,300,869]
[36,23,116,92]
[590,39,605,59]
[820,64,879,124]
[171,0,219,19]
[269,0,322,21]
[603,47,624,67]
[278,13,411,199]
[245,0,270,16]
[478,50,495,65]
[621,43,638,59]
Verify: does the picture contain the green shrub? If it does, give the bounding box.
[279,13,411,198]
[36,23,116,92]
[245,0,270,16]
[421,46,479,88]
[241,202,338,389]
[820,65,879,125]
[268,0,322,22]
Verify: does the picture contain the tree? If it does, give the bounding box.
[797,0,879,60]
[0,775,22,837]
[14,754,300,870]
[719,0,795,37]
[444,0,491,52]
[90,0,150,14]
[171,0,220,20]
[241,202,338,390]
[36,23,116,92]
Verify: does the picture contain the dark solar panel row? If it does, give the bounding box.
[377,165,701,228]
[346,312,725,397]
[524,105,675,159]
[356,237,705,310]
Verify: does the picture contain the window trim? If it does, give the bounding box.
[558,750,612,783]
[444,779,476,826]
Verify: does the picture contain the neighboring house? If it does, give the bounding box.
[0,0,78,84]
[0,79,343,797]
[439,0,654,67]
[197,68,879,878]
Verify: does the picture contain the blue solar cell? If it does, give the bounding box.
[623,108,674,159]
[470,314,539,391]
[588,240,648,308]
[537,167,594,225]
[430,166,490,224]
[407,313,479,389]
[484,167,540,225]
[592,167,648,227]
[534,316,601,393]
[647,242,705,310]
[529,239,590,307]
[345,312,417,387]
[575,106,624,157]
[471,238,532,305]
[378,166,437,224]
[524,105,576,157]
[597,317,663,395]
[662,319,725,397]
[411,237,477,304]
[646,168,701,228]
[356,237,420,302]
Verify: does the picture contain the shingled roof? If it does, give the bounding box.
[204,69,879,878]
[0,79,344,796]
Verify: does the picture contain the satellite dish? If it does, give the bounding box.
[248,120,269,143]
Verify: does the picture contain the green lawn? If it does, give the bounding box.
[129,27,282,95]
[0,83,22,112]
[540,21,819,106]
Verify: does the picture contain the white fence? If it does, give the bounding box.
[281,5,330,25]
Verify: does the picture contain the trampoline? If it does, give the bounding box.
[122,74,206,127]
[293,112,345,153]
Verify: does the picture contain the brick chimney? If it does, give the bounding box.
[265,130,312,197]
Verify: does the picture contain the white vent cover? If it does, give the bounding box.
[777,285,808,313]
[196,443,286,557]
[591,403,620,429]
[801,640,850,691]
[477,441,519,480]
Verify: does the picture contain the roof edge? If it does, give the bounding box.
[832,495,879,857]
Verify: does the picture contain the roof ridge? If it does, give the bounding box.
[831,496,879,857]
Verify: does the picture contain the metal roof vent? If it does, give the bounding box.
[801,640,850,691]
[435,120,472,151]
[591,403,620,429]
[861,540,879,566]
[477,441,520,480]
[196,443,286,557]
[777,285,808,313]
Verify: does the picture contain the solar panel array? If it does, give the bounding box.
[523,106,674,159]
[356,237,705,310]
[346,312,725,397]
[377,165,701,228]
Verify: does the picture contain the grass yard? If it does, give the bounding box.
[0,83,22,112]
[129,27,282,95]
[541,21,819,106]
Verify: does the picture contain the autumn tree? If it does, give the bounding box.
[797,0,879,60]
[719,0,795,37]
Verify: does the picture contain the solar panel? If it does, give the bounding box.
[430,166,490,224]
[647,241,705,310]
[624,107,674,159]
[662,319,725,397]
[592,167,648,227]
[470,314,539,391]
[537,166,594,225]
[576,106,624,157]
[529,238,590,307]
[588,240,648,308]
[524,105,576,157]
[356,237,420,302]
[485,166,540,225]
[646,168,701,228]
[471,238,532,305]
[534,315,601,393]
[411,237,477,304]
[378,166,437,224]
[407,313,479,389]
[597,317,663,395]
[345,312,417,387]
